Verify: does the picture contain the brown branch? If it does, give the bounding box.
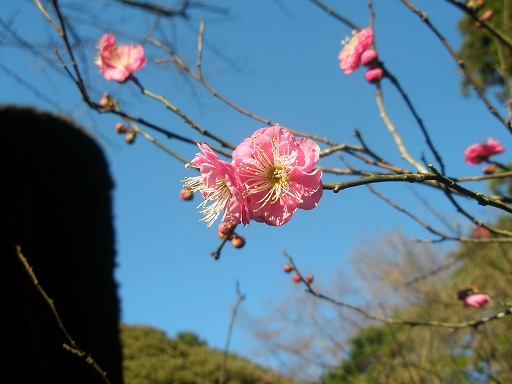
[284,251,512,329]
[444,0,512,49]
[219,280,246,384]
[307,0,360,30]
[15,245,111,384]
[400,0,511,134]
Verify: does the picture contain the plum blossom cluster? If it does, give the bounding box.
[183,126,323,228]
[95,33,146,82]
[464,138,504,165]
[338,28,383,83]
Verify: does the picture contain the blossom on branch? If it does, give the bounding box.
[338,28,373,74]
[183,144,250,228]
[95,33,146,82]
[464,293,490,308]
[464,138,504,165]
[232,126,323,226]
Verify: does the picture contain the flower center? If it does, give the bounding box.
[242,136,303,211]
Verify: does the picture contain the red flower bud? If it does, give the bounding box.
[365,67,384,83]
[124,131,136,144]
[179,187,194,201]
[231,234,245,248]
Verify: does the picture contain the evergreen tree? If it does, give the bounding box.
[121,324,301,384]
[458,0,512,99]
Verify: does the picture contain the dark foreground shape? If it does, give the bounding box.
[0,105,123,383]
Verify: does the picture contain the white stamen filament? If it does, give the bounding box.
[183,176,231,228]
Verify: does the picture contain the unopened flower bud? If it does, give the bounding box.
[115,122,130,134]
[217,222,235,239]
[292,273,301,283]
[305,274,314,284]
[473,226,491,239]
[125,131,136,144]
[365,67,384,83]
[179,187,194,201]
[483,163,498,174]
[99,93,111,107]
[231,234,245,248]
[361,49,378,66]
[283,263,294,273]
[481,9,493,21]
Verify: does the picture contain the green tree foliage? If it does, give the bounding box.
[121,324,300,384]
[458,1,512,98]
[322,217,512,383]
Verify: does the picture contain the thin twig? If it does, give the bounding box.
[400,0,511,134]
[15,245,111,384]
[284,251,512,329]
[307,0,360,30]
[375,85,427,172]
[219,281,246,384]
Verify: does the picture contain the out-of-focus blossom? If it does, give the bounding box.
[464,138,504,165]
[95,33,147,82]
[473,225,491,239]
[292,273,301,283]
[232,126,323,226]
[183,144,250,228]
[338,28,373,74]
[361,49,378,66]
[179,187,194,201]
[365,67,384,83]
[464,293,490,308]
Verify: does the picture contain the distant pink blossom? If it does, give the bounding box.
[232,126,323,226]
[464,138,504,165]
[473,226,491,239]
[464,293,490,308]
[95,33,146,82]
[338,28,373,74]
[183,144,250,228]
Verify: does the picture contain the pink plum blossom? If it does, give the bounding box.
[338,28,373,74]
[464,138,504,165]
[464,293,490,308]
[95,33,147,82]
[183,144,250,228]
[232,126,323,226]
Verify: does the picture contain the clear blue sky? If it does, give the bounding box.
[2,0,510,378]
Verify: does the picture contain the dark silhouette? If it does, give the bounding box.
[0,105,123,383]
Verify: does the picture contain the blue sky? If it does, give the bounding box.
[2,0,510,378]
